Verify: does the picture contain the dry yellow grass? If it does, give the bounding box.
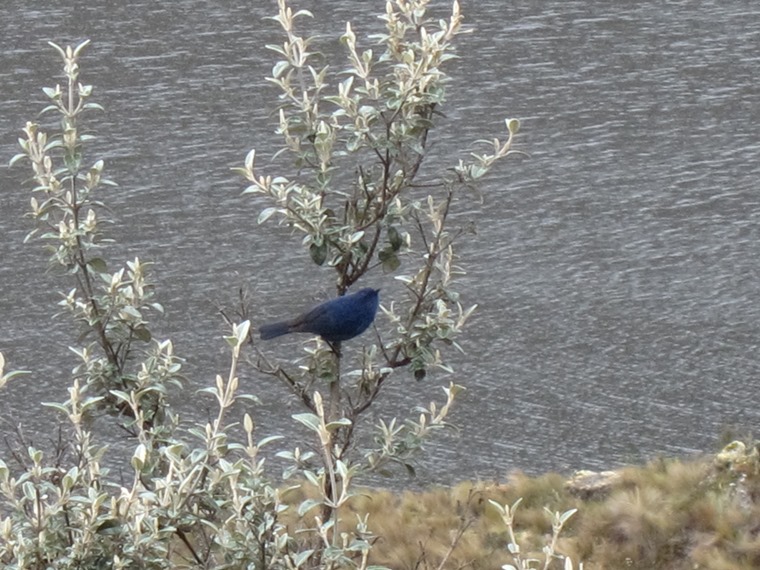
[280,442,760,569]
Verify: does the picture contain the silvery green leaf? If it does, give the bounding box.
[258,207,279,224]
[303,470,320,487]
[272,60,290,78]
[42,86,59,99]
[293,413,321,433]
[310,242,327,265]
[9,153,26,167]
[292,549,314,568]
[258,435,284,447]
[41,402,70,414]
[47,41,66,58]
[87,257,107,273]
[326,418,352,431]
[72,39,91,57]
[109,390,131,404]
[297,499,322,517]
[234,319,251,343]
[133,326,151,342]
[131,444,147,471]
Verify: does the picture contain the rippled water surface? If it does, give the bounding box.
[1,1,759,484]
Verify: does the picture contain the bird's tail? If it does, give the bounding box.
[259,320,292,340]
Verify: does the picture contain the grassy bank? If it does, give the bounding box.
[282,442,760,569]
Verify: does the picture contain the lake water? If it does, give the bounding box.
[1,0,760,485]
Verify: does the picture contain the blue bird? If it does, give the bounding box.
[259,287,380,343]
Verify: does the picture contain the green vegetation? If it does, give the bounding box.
[2,1,523,568]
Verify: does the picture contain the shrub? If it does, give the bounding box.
[2,1,519,568]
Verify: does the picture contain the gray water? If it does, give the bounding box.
[1,1,760,485]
